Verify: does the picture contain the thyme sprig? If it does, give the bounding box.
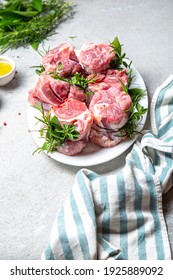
[0,0,73,54]
[32,102,80,154]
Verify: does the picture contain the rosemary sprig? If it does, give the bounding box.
[31,64,45,75]
[32,103,80,154]
[0,0,73,54]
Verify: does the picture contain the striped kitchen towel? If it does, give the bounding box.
[42,75,173,260]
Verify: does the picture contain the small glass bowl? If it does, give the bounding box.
[0,56,16,86]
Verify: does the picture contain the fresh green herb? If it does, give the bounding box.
[0,0,73,54]
[110,36,129,70]
[57,62,63,71]
[68,35,77,40]
[31,46,50,75]
[110,36,134,87]
[119,79,128,94]
[32,103,80,154]
[128,87,146,103]
[31,64,45,75]
[32,0,43,12]
[71,72,95,93]
[127,67,135,88]
[37,45,51,57]
[50,70,95,100]
[119,87,147,137]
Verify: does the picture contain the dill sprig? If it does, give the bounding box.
[0,0,74,54]
[32,102,80,154]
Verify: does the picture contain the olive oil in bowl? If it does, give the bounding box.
[0,56,15,86]
[0,61,13,76]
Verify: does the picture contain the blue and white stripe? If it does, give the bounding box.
[42,75,173,260]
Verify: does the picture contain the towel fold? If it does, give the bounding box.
[42,75,173,260]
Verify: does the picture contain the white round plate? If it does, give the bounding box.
[27,63,148,167]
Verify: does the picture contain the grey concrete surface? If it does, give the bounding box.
[0,0,173,259]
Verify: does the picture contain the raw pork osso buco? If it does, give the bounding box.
[28,42,132,155]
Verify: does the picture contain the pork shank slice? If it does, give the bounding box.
[53,98,93,154]
[42,43,82,77]
[79,42,115,74]
[28,73,70,106]
[89,87,132,147]
[68,85,86,102]
[88,69,129,93]
[57,139,87,156]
